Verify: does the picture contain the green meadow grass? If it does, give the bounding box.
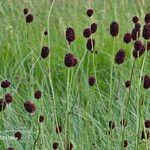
[0,0,150,149]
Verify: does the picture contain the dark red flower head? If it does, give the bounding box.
[64,53,78,68]
[23,8,28,15]
[39,115,45,123]
[142,23,150,39]
[53,142,58,149]
[132,16,139,23]
[65,27,75,45]
[26,14,34,23]
[91,23,97,34]
[56,125,62,134]
[86,38,95,51]
[135,23,141,30]
[0,99,6,111]
[125,80,131,88]
[24,101,35,113]
[115,49,126,64]
[1,80,11,88]
[134,40,143,51]
[14,131,22,140]
[132,45,145,58]
[145,13,150,23]
[131,28,140,40]
[142,75,150,89]
[124,140,128,148]
[83,28,91,38]
[110,21,119,37]
[34,90,42,99]
[109,121,115,129]
[145,120,150,128]
[88,76,96,86]
[87,9,94,17]
[5,93,13,104]
[123,33,131,44]
[41,46,50,59]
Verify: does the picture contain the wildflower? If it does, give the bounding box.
[131,28,140,40]
[142,24,150,39]
[115,49,126,64]
[123,33,131,43]
[125,80,131,88]
[5,93,13,104]
[132,16,139,23]
[41,46,50,59]
[53,142,58,149]
[132,45,145,58]
[39,115,45,123]
[110,21,119,37]
[83,28,91,38]
[142,75,150,89]
[145,13,150,23]
[0,99,6,111]
[14,131,22,140]
[34,90,42,99]
[23,8,28,15]
[145,120,150,128]
[64,53,78,67]
[24,101,36,113]
[88,76,96,86]
[134,41,143,50]
[1,80,11,88]
[135,23,141,30]
[86,38,95,51]
[65,27,75,45]
[87,9,94,17]
[91,23,97,34]
[109,121,115,129]
[26,14,34,23]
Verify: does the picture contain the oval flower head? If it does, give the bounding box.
[24,101,36,114]
[110,21,119,37]
[65,27,75,45]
